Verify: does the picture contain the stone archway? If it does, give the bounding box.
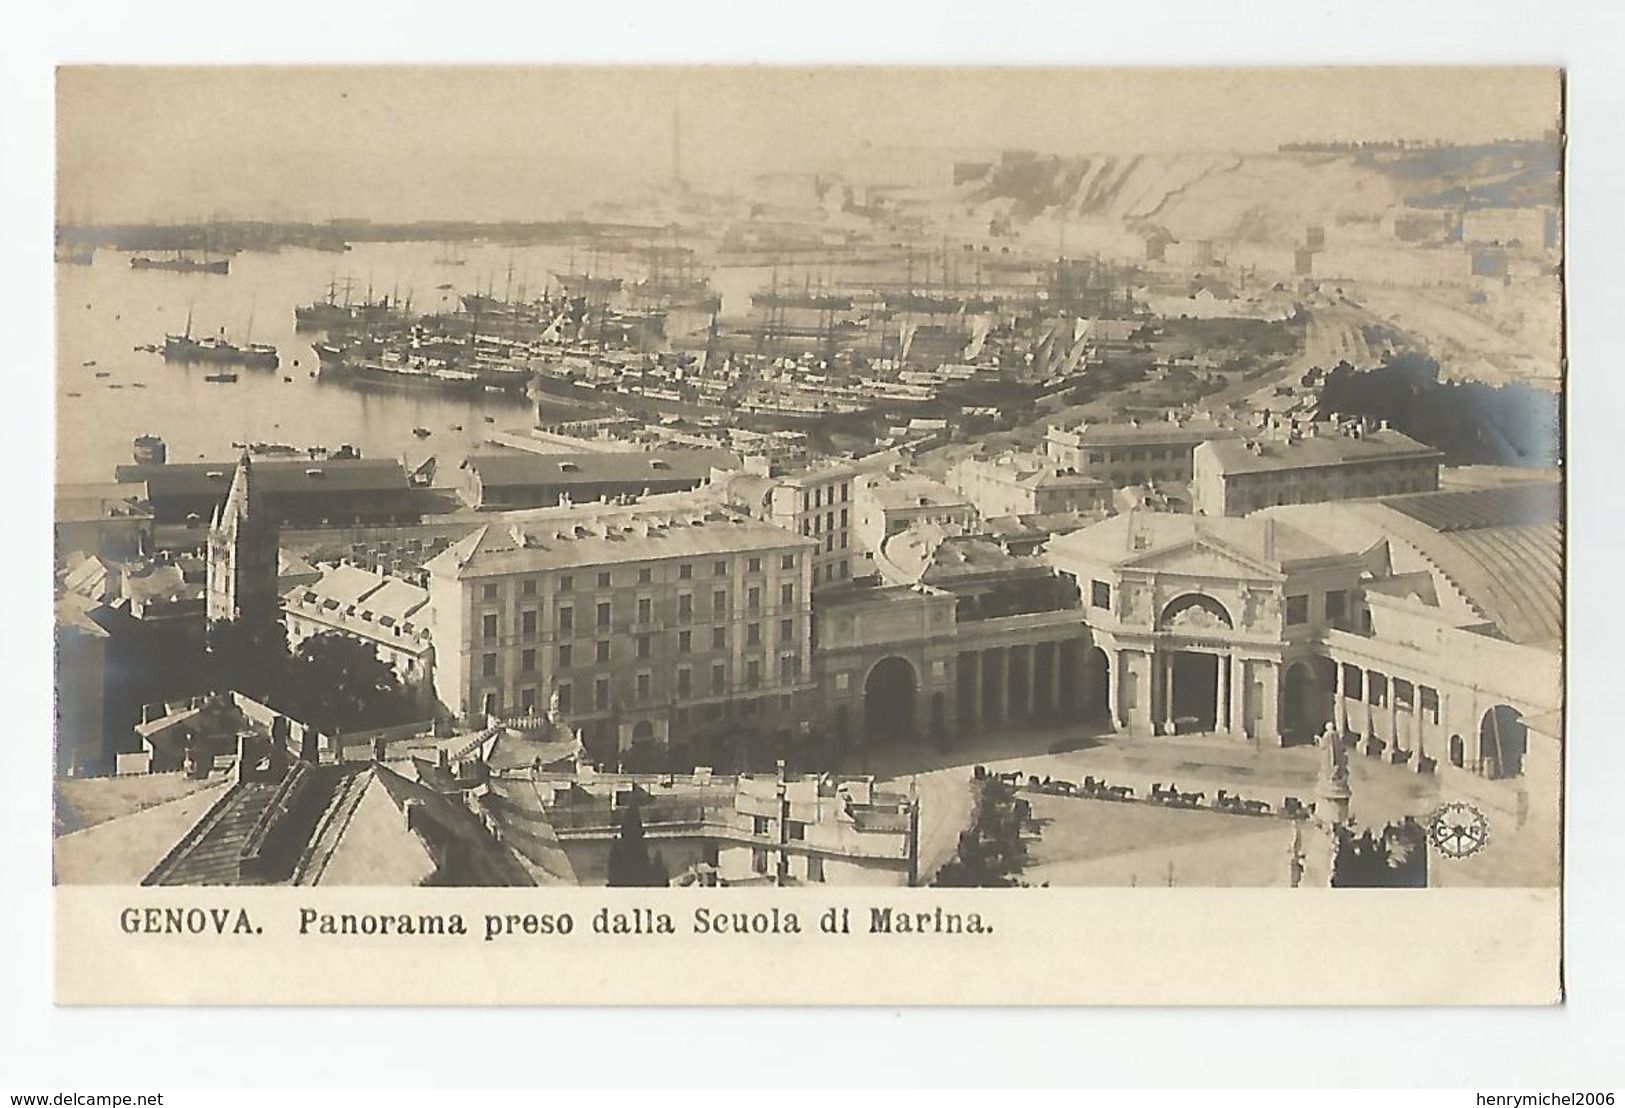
[863,656,918,744]
[1479,705,1527,779]
[1281,658,1336,745]
[1083,646,1110,720]
[1158,593,1234,632]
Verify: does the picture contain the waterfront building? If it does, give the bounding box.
[1044,416,1242,488]
[118,457,420,536]
[457,448,733,511]
[1191,420,1443,516]
[423,505,816,766]
[282,564,435,709]
[946,451,1113,519]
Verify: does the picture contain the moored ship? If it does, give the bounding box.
[162,333,280,369]
[130,252,230,275]
[295,282,412,331]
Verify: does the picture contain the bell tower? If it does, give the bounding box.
[206,453,280,649]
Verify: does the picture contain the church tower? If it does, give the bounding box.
[206,453,280,648]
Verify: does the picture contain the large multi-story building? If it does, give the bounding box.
[1044,417,1242,488]
[1191,421,1442,517]
[423,504,816,765]
[946,451,1113,519]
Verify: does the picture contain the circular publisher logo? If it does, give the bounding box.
[1428,801,1490,859]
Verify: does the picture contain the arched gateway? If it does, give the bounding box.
[863,656,918,744]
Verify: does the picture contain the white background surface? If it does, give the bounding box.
[3,0,1619,1088]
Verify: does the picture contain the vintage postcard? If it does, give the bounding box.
[51,66,1564,1005]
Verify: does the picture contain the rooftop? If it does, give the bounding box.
[56,481,152,524]
[1200,427,1442,475]
[1048,510,1343,570]
[956,452,1110,491]
[1258,482,1562,648]
[1047,417,1240,446]
[424,508,812,580]
[884,525,1048,585]
[863,472,971,512]
[464,448,736,488]
[118,458,410,499]
[286,565,431,641]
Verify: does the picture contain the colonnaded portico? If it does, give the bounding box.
[1046,511,1372,747]
[953,624,1094,734]
[814,583,1092,745]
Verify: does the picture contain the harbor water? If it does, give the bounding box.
[54,240,759,484]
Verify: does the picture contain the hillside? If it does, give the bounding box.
[967,141,1559,246]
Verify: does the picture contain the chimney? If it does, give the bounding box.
[403,797,424,832]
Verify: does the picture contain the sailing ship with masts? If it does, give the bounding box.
[295,277,412,331]
[161,305,279,369]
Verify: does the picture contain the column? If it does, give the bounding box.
[1214,654,1229,734]
[1127,651,1155,736]
[1260,661,1280,745]
[1163,652,1178,734]
[1387,678,1399,754]
[1106,649,1121,727]
[1333,661,1348,736]
[1231,656,1249,738]
[969,651,984,733]
[1050,642,1063,715]
[1024,644,1038,721]
[1363,670,1379,740]
[996,648,1011,727]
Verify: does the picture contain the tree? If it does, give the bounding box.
[280,632,416,735]
[606,803,668,887]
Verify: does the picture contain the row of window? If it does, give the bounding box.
[750,848,823,882]
[1285,590,1348,626]
[799,509,849,536]
[483,585,802,640]
[480,655,804,709]
[476,554,801,602]
[800,482,851,511]
[518,618,802,669]
[811,559,852,586]
[1084,446,1189,465]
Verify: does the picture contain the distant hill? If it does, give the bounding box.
[966,141,1559,246]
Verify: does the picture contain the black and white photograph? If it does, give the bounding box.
[49,66,1563,904]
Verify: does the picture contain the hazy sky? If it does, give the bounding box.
[56,67,1562,223]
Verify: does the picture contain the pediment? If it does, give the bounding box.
[1122,538,1283,581]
